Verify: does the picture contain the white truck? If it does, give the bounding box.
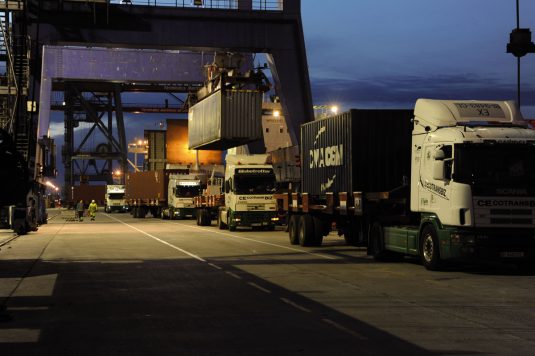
[105,185,128,213]
[162,174,201,220]
[277,99,535,270]
[195,154,278,230]
[218,154,278,231]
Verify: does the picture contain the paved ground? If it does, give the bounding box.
[0,209,534,355]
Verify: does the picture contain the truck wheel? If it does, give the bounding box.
[136,207,146,218]
[298,215,315,247]
[420,224,442,270]
[201,209,211,226]
[370,222,388,261]
[218,210,226,230]
[343,221,360,246]
[13,220,27,235]
[288,215,299,245]
[312,217,327,246]
[196,211,202,226]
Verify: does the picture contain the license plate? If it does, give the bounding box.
[500,251,524,258]
[251,223,261,227]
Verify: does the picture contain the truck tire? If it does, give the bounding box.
[298,215,315,247]
[288,215,299,245]
[13,219,27,235]
[313,216,327,246]
[370,222,389,261]
[200,209,211,226]
[218,210,226,230]
[343,220,360,246]
[136,207,146,219]
[420,224,442,270]
[196,211,202,226]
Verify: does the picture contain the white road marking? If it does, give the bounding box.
[225,271,243,280]
[280,297,311,313]
[208,263,222,270]
[247,282,271,294]
[322,318,368,340]
[169,221,336,260]
[105,214,206,262]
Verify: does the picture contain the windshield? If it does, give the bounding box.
[454,144,535,186]
[234,174,276,195]
[175,185,199,197]
[108,193,124,200]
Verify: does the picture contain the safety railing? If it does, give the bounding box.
[109,0,283,11]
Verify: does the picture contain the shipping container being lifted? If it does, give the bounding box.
[187,52,271,150]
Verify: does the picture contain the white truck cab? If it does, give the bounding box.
[105,185,127,213]
[163,174,202,219]
[218,154,278,231]
[408,99,535,267]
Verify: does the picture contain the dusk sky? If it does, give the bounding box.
[48,1,535,184]
[302,0,535,115]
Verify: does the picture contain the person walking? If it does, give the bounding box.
[88,200,98,221]
[76,200,84,222]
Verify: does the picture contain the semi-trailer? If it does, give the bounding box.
[126,169,204,219]
[276,99,535,270]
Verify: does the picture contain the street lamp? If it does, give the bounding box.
[128,138,149,171]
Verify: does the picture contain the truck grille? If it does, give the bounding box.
[474,197,535,227]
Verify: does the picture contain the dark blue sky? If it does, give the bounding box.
[303,0,535,116]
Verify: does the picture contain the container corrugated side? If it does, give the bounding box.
[301,113,352,195]
[188,90,262,150]
[125,170,167,202]
[145,130,166,171]
[270,145,301,184]
[301,109,413,196]
[72,185,106,205]
[351,109,413,193]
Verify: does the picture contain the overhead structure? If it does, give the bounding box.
[3,0,312,203]
[27,0,313,150]
[62,82,127,195]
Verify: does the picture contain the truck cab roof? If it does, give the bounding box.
[414,99,526,128]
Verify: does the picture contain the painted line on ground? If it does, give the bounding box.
[247,282,271,294]
[225,271,243,280]
[280,297,311,313]
[168,221,336,261]
[322,318,368,340]
[105,214,206,262]
[208,263,223,270]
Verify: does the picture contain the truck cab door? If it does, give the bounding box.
[419,144,452,219]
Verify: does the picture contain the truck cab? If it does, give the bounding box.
[164,174,201,219]
[218,154,278,231]
[407,99,535,268]
[105,185,127,213]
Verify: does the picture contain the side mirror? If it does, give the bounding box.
[225,180,230,194]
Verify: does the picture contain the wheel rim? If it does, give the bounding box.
[423,234,434,262]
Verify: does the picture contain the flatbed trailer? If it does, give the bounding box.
[193,193,224,226]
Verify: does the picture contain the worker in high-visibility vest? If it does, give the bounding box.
[88,200,98,221]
